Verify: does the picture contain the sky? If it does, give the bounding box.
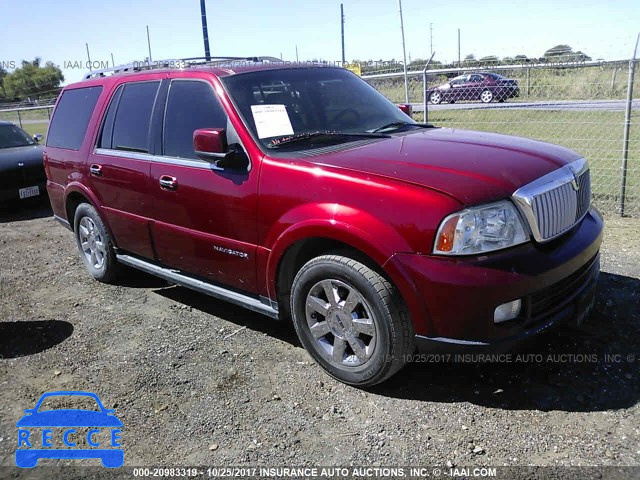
[0,0,638,85]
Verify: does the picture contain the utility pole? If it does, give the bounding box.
[341,4,346,65]
[200,0,211,60]
[85,43,92,71]
[430,23,433,57]
[398,0,409,103]
[146,26,153,63]
[458,28,461,67]
[296,45,299,62]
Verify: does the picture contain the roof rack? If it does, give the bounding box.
[82,56,283,80]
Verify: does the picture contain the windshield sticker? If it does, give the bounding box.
[251,104,294,139]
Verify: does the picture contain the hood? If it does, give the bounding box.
[308,128,581,205]
[0,145,44,171]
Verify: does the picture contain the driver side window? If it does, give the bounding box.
[163,80,227,160]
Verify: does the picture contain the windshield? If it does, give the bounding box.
[222,67,414,150]
[0,124,35,148]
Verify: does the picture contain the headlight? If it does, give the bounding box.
[433,200,528,255]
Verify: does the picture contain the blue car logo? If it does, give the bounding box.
[15,391,123,468]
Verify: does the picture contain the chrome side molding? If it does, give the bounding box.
[115,254,279,319]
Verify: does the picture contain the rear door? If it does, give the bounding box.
[148,76,259,292]
[90,80,163,259]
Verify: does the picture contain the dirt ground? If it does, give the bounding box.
[0,199,639,475]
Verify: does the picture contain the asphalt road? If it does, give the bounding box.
[412,99,640,113]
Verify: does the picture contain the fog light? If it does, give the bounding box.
[494,299,522,324]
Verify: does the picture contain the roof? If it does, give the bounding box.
[66,61,338,91]
[0,121,15,126]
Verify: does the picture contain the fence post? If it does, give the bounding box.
[17,110,22,128]
[526,68,530,96]
[422,52,435,124]
[620,35,639,217]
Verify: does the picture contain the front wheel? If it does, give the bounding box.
[290,255,414,387]
[480,89,494,103]
[74,203,119,283]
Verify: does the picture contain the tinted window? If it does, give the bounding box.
[98,86,123,149]
[47,86,102,150]
[112,81,160,152]
[163,80,227,159]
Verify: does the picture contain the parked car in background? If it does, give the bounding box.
[45,60,600,387]
[428,72,520,104]
[0,122,46,204]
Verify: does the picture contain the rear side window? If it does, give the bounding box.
[163,80,227,159]
[46,86,102,150]
[111,81,160,153]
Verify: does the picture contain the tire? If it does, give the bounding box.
[480,89,494,103]
[429,91,442,105]
[73,203,119,283]
[290,255,414,387]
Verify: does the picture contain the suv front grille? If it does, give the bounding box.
[513,158,591,243]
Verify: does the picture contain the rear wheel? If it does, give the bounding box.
[74,203,119,283]
[290,255,414,387]
[429,91,442,105]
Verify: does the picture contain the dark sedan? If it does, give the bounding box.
[0,122,46,204]
[427,72,519,104]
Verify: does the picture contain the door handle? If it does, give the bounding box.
[159,175,178,191]
[90,164,102,177]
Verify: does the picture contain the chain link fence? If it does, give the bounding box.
[364,60,640,217]
[1,61,638,216]
[0,105,53,141]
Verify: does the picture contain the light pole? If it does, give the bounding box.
[200,0,211,60]
[398,0,409,103]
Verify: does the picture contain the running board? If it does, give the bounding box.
[116,254,279,319]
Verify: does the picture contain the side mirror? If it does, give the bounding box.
[194,128,227,160]
[33,134,43,143]
[193,128,246,170]
[397,103,413,117]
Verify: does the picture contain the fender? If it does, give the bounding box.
[264,203,432,333]
[62,181,119,248]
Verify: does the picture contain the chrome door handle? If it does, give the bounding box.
[159,175,178,191]
[90,164,102,176]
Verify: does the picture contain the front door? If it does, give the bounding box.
[148,77,259,293]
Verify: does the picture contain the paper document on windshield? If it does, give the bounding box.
[251,104,294,139]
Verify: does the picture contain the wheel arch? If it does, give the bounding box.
[63,183,118,248]
[267,220,428,331]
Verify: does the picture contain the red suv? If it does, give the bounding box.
[44,59,602,386]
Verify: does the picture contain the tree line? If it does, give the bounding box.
[0,58,64,103]
[353,45,594,74]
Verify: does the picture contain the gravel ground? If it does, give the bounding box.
[0,199,639,474]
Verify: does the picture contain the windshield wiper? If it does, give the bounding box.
[268,131,389,149]
[370,122,433,133]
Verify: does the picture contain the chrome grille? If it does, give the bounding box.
[512,158,591,243]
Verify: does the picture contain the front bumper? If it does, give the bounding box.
[389,207,603,350]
